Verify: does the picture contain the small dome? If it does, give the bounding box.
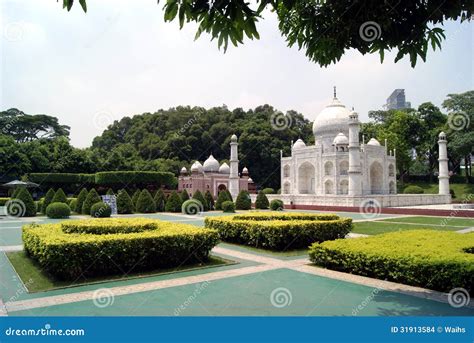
[333,132,348,145]
[180,167,187,174]
[203,154,220,172]
[439,131,447,140]
[292,138,306,150]
[242,167,249,175]
[190,161,203,173]
[219,162,230,174]
[367,138,381,146]
[248,177,253,183]
[230,134,238,142]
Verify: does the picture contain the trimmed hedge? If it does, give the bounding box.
[269,199,284,211]
[262,188,275,194]
[42,188,55,213]
[27,173,94,185]
[231,212,340,221]
[0,197,9,206]
[215,191,231,211]
[403,185,424,194]
[165,191,182,212]
[309,230,474,294]
[82,188,101,214]
[222,201,235,213]
[46,202,71,219]
[136,190,156,213]
[94,171,176,187]
[90,202,112,218]
[131,190,141,211]
[9,188,36,217]
[154,189,166,212]
[192,190,207,211]
[255,191,269,209]
[61,218,158,235]
[182,199,204,215]
[23,219,219,280]
[181,190,190,202]
[205,213,352,250]
[235,190,251,210]
[116,189,134,214]
[205,191,214,210]
[75,188,88,213]
[51,188,67,203]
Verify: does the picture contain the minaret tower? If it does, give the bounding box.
[229,134,239,199]
[348,109,362,196]
[438,132,450,195]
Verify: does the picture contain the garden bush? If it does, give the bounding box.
[269,199,284,211]
[106,188,115,195]
[231,212,339,221]
[192,190,207,211]
[262,188,275,194]
[182,199,204,215]
[215,191,231,210]
[36,200,43,213]
[90,202,112,218]
[205,213,351,250]
[75,188,88,213]
[61,218,158,234]
[42,188,55,213]
[235,190,251,210]
[255,191,269,209]
[69,199,77,212]
[165,191,182,212]
[23,219,219,280]
[0,197,9,206]
[46,202,71,219]
[131,190,141,211]
[403,185,424,194]
[136,190,156,213]
[222,201,235,213]
[27,173,94,185]
[181,190,190,202]
[224,190,233,202]
[51,188,67,203]
[154,189,166,212]
[8,188,36,217]
[94,171,176,188]
[205,191,214,210]
[116,189,134,214]
[309,230,474,294]
[82,188,101,214]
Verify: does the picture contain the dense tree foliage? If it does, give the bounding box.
[60,0,472,67]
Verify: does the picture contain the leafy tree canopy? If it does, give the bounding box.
[60,0,472,67]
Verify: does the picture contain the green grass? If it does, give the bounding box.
[352,221,464,235]
[220,242,309,259]
[381,216,473,227]
[7,251,233,293]
[399,182,474,201]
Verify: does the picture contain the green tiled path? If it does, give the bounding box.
[1,211,473,316]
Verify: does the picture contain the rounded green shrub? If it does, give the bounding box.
[165,191,182,212]
[136,189,156,213]
[215,191,231,210]
[255,191,269,209]
[182,199,204,215]
[116,189,134,214]
[75,188,88,213]
[154,189,166,212]
[235,190,251,210]
[270,199,284,211]
[403,185,424,194]
[181,190,190,202]
[46,202,71,219]
[51,188,67,203]
[192,190,208,211]
[131,190,141,211]
[205,191,214,211]
[69,199,77,212]
[42,188,55,213]
[8,188,36,217]
[222,201,236,213]
[82,188,101,214]
[262,188,275,194]
[90,202,112,218]
[106,188,115,195]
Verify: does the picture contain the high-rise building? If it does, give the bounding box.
[385,89,411,110]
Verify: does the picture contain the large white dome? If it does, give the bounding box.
[203,154,220,172]
[312,97,351,138]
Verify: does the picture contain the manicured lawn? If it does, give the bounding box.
[7,251,233,293]
[352,221,463,235]
[381,216,473,227]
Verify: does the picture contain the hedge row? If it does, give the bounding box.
[231,212,340,221]
[204,214,352,250]
[27,173,95,184]
[23,219,220,280]
[308,230,474,294]
[0,198,9,206]
[61,218,158,235]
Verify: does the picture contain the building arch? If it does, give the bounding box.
[339,179,349,195]
[217,184,227,193]
[324,179,334,194]
[388,164,395,177]
[389,181,396,194]
[298,162,315,194]
[339,160,349,175]
[283,182,291,194]
[324,161,334,176]
[283,164,290,178]
[370,161,384,194]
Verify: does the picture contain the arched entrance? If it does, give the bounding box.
[298,162,315,194]
[283,182,290,194]
[370,162,384,194]
[339,180,348,195]
[324,180,334,194]
[218,184,227,193]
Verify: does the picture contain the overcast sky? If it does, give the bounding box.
[1,0,472,147]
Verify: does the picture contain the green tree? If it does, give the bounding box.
[75,188,88,213]
[42,188,55,213]
[215,191,231,211]
[106,188,114,195]
[131,190,141,211]
[136,189,156,213]
[165,191,182,212]
[192,190,207,211]
[204,191,214,211]
[255,191,269,209]
[116,189,133,214]
[11,188,36,217]
[180,190,190,202]
[235,190,251,210]
[82,188,101,214]
[154,189,166,212]
[51,188,67,203]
